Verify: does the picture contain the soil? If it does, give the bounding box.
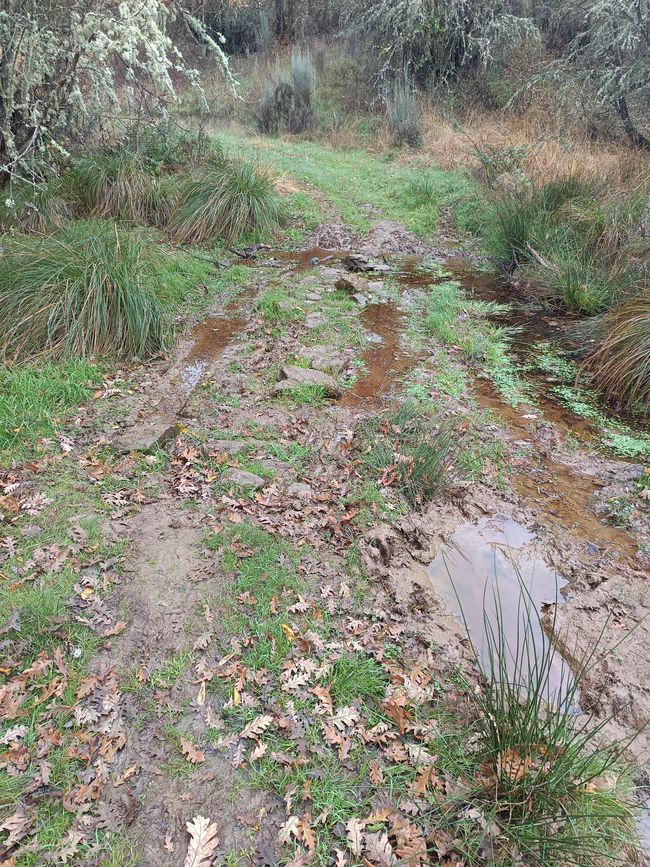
[9,216,649,864]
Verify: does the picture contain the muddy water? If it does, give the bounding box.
[341,302,417,408]
[178,312,247,394]
[426,516,573,698]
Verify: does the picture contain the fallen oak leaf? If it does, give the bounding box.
[363,831,397,866]
[299,814,316,852]
[278,815,301,846]
[239,714,273,740]
[0,807,33,848]
[180,738,205,765]
[184,815,219,867]
[346,817,365,856]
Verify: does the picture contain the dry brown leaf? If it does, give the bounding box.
[196,681,207,706]
[250,741,268,762]
[164,834,174,853]
[299,814,316,852]
[278,815,301,845]
[184,815,219,867]
[115,765,137,786]
[240,714,273,740]
[364,831,397,866]
[369,760,384,785]
[311,684,333,714]
[193,633,213,651]
[346,817,365,856]
[497,749,531,782]
[0,808,33,848]
[180,738,205,764]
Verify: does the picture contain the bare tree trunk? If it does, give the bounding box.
[616,95,650,149]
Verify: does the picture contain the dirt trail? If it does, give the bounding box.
[88,220,650,862]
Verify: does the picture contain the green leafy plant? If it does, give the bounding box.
[0,220,168,361]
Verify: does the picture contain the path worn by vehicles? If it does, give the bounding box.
[2,214,649,865]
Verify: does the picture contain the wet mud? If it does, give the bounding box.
[341,302,416,408]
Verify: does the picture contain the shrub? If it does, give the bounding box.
[387,77,423,147]
[585,295,650,414]
[357,402,454,506]
[0,220,167,361]
[170,160,284,245]
[258,49,316,135]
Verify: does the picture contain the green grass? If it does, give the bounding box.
[357,402,455,507]
[452,578,639,865]
[171,159,286,245]
[217,132,478,237]
[0,360,102,457]
[330,654,387,705]
[275,383,330,406]
[418,279,532,407]
[0,220,168,361]
[256,288,301,323]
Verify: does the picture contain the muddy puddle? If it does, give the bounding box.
[177,312,247,394]
[341,302,417,408]
[426,516,573,698]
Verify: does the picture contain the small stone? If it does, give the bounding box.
[352,293,367,307]
[300,345,347,374]
[113,419,178,453]
[223,469,265,490]
[368,281,385,292]
[305,312,327,329]
[304,291,322,302]
[287,483,313,500]
[335,274,368,295]
[274,365,342,398]
[366,333,383,344]
[310,256,320,265]
[201,439,253,457]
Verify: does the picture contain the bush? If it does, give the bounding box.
[487,178,647,314]
[585,295,650,414]
[387,77,423,147]
[357,402,454,506]
[170,160,285,245]
[258,49,316,135]
[0,220,167,361]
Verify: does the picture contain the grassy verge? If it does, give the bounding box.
[215,132,482,237]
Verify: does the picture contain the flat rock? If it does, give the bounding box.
[202,439,257,457]
[287,483,313,500]
[368,280,385,292]
[223,469,266,490]
[274,365,342,398]
[335,274,368,295]
[304,291,322,302]
[300,345,347,374]
[352,293,367,307]
[305,312,327,329]
[113,419,178,453]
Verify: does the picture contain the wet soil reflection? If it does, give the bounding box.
[426,516,574,699]
[341,303,416,408]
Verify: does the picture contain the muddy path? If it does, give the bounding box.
[75,217,650,863]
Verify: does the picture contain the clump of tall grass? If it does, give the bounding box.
[170,160,285,245]
[0,180,71,232]
[64,152,170,224]
[585,295,650,415]
[0,220,167,361]
[488,178,648,314]
[387,76,423,148]
[456,576,640,865]
[358,402,454,506]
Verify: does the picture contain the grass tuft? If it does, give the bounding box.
[170,160,285,245]
[357,402,454,507]
[0,220,168,361]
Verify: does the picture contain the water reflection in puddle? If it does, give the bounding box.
[426,516,573,699]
